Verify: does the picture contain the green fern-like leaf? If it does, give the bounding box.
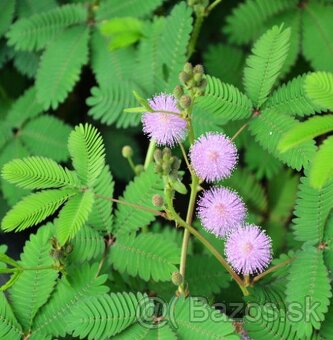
[224,0,297,44]
[17,0,57,18]
[56,190,95,245]
[114,322,177,339]
[0,292,22,340]
[286,245,332,338]
[6,4,87,51]
[221,168,267,214]
[309,136,333,189]
[1,188,76,232]
[20,115,71,162]
[0,0,15,38]
[304,72,333,111]
[264,74,324,117]
[134,18,165,95]
[159,2,193,92]
[186,254,230,296]
[96,0,164,21]
[36,25,90,110]
[245,139,282,179]
[110,233,180,282]
[292,174,333,244]
[278,115,333,152]
[87,165,114,232]
[68,123,105,187]
[0,141,30,206]
[31,263,109,338]
[320,301,333,339]
[302,3,333,72]
[113,166,164,234]
[171,297,238,339]
[6,86,43,129]
[243,25,290,108]
[273,10,301,78]
[244,289,297,340]
[89,29,143,128]
[13,51,40,79]
[249,110,316,170]
[191,105,225,138]
[2,156,79,190]
[87,81,142,128]
[90,30,137,87]
[203,44,245,87]
[9,224,58,331]
[195,75,253,122]
[68,292,147,339]
[268,170,298,224]
[69,224,105,263]
[245,307,297,339]
[0,121,12,151]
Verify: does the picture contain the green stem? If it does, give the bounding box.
[177,117,199,294]
[178,175,199,294]
[127,156,137,174]
[179,143,193,175]
[96,234,113,277]
[94,193,166,217]
[231,122,249,142]
[144,140,156,170]
[187,14,204,59]
[253,257,294,283]
[207,0,222,13]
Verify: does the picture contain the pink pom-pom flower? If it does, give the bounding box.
[189,132,237,182]
[142,93,187,147]
[225,224,272,275]
[197,187,246,238]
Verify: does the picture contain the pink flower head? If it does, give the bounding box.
[142,93,187,147]
[189,133,237,182]
[197,187,246,238]
[225,224,272,275]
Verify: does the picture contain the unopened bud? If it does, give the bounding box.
[173,85,184,99]
[172,158,181,171]
[122,145,133,158]
[153,149,162,163]
[179,95,192,109]
[162,148,172,160]
[152,194,164,207]
[135,164,144,174]
[183,62,193,75]
[172,272,184,286]
[193,64,204,74]
[168,156,176,166]
[179,71,190,84]
[193,72,203,83]
[162,162,171,174]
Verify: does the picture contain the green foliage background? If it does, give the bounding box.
[0,0,333,339]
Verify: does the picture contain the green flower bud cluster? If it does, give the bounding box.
[154,148,187,195]
[154,148,181,179]
[177,62,207,98]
